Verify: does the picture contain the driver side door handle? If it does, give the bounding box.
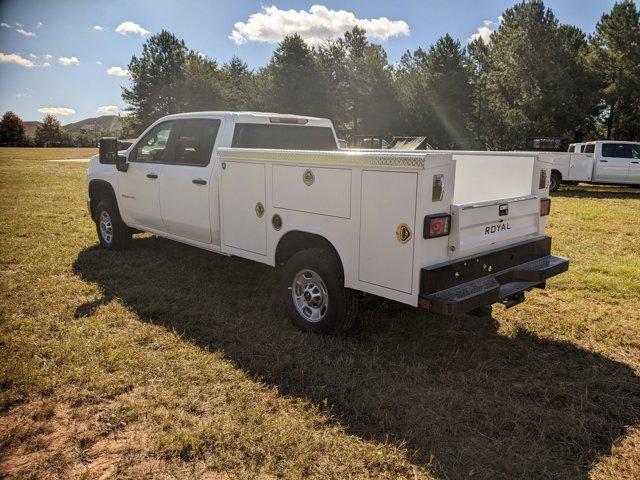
[146,173,158,179]
[192,178,207,185]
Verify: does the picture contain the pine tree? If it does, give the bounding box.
[588,0,640,139]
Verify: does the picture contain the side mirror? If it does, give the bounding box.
[99,137,128,171]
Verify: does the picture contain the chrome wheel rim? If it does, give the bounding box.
[291,269,328,323]
[99,210,113,244]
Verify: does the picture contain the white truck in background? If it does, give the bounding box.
[87,111,568,334]
[544,140,640,192]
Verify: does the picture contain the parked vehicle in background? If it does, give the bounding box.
[568,142,585,153]
[543,140,640,192]
[88,111,567,334]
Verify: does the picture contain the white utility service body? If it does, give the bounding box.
[87,112,567,333]
[541,140,640,191]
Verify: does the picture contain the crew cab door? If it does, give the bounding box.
[159,118,223,244]
[118,121,176,231]
[627,144,640,183]
[595,143,630,183]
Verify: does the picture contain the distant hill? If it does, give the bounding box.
[63,115,123,135]
[23,115,124,138]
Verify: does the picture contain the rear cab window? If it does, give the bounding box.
[232,123,338,150]
[584,144,595,154]
[602,143,629,158]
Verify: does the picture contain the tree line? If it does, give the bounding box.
[0,112,99,147]
[2,0,638,149]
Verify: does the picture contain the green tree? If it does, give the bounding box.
[396,35,474,148]
[35,114,64,147]
[123,30,189,130]
[0,111,26,146]
[588,0,640,139]
[265,34,325,116]
[480,1,599,148]
[333,27,399,136]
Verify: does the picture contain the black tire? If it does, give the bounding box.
[282,248,359,335]
[94,199,132,250]
[549,171,561,193]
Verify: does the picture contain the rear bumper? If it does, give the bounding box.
[419,236,568,315]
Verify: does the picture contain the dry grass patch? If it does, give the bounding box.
[1,148,639,479]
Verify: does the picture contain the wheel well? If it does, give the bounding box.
[275,231,343,272]
[551,169,562,180]
[88,180,117,221]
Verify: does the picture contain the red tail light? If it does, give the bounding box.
[423,214,451,239]
[269,117,308,125]
[540,198,551,216]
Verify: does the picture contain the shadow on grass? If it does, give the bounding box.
[73,237,640,480]
[554,184,640,199]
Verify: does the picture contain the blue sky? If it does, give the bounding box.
[0,0,629,122]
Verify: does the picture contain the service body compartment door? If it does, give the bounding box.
[359,171,417,294]
[221,161,266,255]
[449,196,539,257]
[567,153,593,181]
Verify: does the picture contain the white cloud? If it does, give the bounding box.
[15,22,22,27]
[115,21,150,36]
[107,66,130,77]
[96,60,103,65]
[93,25,103,31]
[58,56,79,66]
[37,21,43,28]
[41,62,51,67]
[16,28,35,37]
[38,107,76,116]
[97,105,120,115]
[0,22,10,28]
[0,52,35,67]
[43,54,53,60]
[469,19,494,44]
[230,5,410,46]
[28,52,37,59]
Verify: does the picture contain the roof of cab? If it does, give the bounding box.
[584,140,640,145]
[160,111,333,127]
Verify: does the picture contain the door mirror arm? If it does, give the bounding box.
[116,154,129,172]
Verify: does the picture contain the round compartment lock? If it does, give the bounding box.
[255,202,265,218]
[395,223,412,244]
[302,169,315,186]
[272,213,283,231]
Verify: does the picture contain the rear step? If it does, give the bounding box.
[419,238,568,315]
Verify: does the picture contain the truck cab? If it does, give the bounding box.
[585,140,640,185]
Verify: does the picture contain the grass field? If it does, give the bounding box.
[1,147,639,479]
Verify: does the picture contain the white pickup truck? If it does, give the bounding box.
[545,140,640,192]
[88,111,568,334]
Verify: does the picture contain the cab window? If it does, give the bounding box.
[133,122,175,162]
[602,143,628,158]
[172,119,221,166]
[568,145,575,153]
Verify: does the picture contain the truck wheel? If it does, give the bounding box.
[95,199,131,250]
[282,248,359,335]
[549,172,561,193]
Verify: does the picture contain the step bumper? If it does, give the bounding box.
[419,237,568,315]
